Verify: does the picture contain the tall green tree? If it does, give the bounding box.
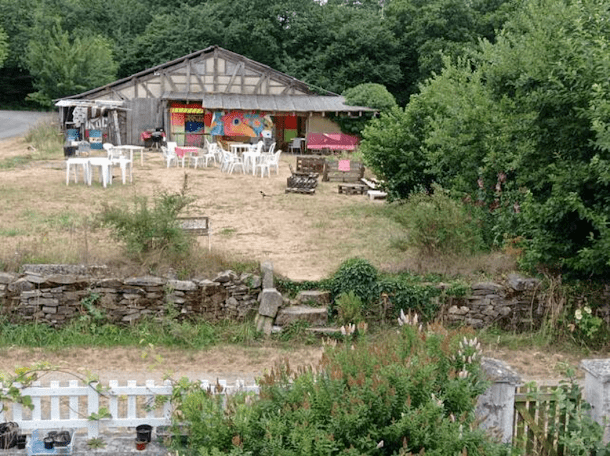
[25,23,118,107]
[385,0,514,104]
[0,26,8,68]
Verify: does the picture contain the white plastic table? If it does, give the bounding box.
[65,158,90,185]
[114,145,144,166]
[87,157,113,188]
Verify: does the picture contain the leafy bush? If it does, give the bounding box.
[99,179,194,257]
[378,276,442,322]
[335,291,363,325]
[397,186,486,257]
[331,257,378,306]
[177,322,511,456]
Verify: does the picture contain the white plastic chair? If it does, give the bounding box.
[106,145,132,184]
[228,151,245,174]
[217,144,234,172]
[197,144,217,168]
[163,142,179,167]
[243,141,264,174]
[266,149,282,175]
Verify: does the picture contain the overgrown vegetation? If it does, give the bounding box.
[361,0,610,279]
[99,175,195,257]
[0,119,62,169]
[169,320,511,456]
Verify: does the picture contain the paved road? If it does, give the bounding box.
[0,110,55,139]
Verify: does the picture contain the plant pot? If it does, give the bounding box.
[136,424,152,443]
[43,436,54,449]
[135,439,148,451]
[15,434,27,450]
[53,430,71,447]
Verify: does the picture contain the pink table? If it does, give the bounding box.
[175,147,199,167]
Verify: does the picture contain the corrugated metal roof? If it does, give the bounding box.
[179,93,374,113]
[55,99,125,108]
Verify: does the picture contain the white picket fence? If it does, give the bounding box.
[0,379,259,438]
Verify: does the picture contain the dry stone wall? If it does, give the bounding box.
[443,274,543,329]
[0,265,262,327]
[0,266,586,332]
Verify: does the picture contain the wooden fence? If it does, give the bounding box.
[513,384,583,456]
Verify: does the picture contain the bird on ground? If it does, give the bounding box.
[260,191,271,198]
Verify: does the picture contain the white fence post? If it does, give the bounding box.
[87,382,100,438]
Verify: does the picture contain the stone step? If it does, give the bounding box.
[275,305,328,327]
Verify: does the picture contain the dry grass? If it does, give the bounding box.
[0,127,517,281]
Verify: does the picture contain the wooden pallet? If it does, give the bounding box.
[285,187,315,195]
[338,183,367,195]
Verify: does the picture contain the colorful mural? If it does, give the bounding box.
[169,103,275,144]
[208,110,272,138]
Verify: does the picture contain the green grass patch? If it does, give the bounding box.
[0,156,31,169]
[0,228,22,237]
[0,316,220,350]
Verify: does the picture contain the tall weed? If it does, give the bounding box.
[22,119,64,159]
[395,185,486,257]
[99,177,194,257]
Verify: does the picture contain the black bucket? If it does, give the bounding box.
[64,146,76,157]
[136,424,152,443]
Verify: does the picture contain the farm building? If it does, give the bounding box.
[55,46,373,152]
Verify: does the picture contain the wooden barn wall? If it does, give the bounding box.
[307,115,341,134]
[126,98,165,145]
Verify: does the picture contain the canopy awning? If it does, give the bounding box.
[306,133,359,151]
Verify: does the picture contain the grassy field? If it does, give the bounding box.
[0,120,517,281]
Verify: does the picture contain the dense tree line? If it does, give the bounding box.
[0,0,512,108]
[362,0,610,279]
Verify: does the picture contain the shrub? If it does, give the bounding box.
[177,322,511,456]
[378,275,442,322]
[99,178,194,257]
[397,185,486,257]
[331,257,378,306]
[335,291,363,325]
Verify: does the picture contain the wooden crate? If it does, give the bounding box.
[323,160,365,182]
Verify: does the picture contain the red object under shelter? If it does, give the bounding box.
[306,133,359,151]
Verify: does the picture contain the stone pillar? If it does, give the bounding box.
[580,359,610,443]
[255,261,282,335]
[476,358,522,444]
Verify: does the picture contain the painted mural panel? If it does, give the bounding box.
[208,111,273,138]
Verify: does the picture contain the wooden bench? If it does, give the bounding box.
[323,160,365,182]
[177,216,211,250]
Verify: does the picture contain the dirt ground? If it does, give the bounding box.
[0,135,588,384]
